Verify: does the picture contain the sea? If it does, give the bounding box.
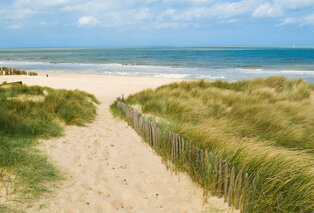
[0,47,313,82]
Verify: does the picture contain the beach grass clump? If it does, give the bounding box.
[113,76,314,212]
[0,82,99,209]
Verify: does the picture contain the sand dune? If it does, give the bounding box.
[1,72,237,212]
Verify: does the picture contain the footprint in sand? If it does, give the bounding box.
[80,181,93,191]
[119,164,128,169]
[93,139,101,147]
[87,150,97,160]
[102,149,110,161]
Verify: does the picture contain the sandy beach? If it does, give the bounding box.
[1,72,236,212]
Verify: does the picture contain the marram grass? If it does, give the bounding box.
[111,76,314,212]
[0,82,99,210]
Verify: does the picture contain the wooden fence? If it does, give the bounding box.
[0,67,38,76]
[117,99,256,212]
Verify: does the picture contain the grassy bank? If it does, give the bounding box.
[0,82,99,209]
[111,76,314,212]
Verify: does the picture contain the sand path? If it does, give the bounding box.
[1,73,235,212]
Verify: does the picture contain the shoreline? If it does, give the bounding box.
[2,68,313,84]
[2,69,185,80]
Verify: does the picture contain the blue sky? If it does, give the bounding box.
[0,0,314,48]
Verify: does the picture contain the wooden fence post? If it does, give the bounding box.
[172,133,175,160]
[188,141,191,161]
[218,158,223,197]
[196,147,199,166]
[156,126,159,148]
[146,120,149,142]
[236,169,242,209]
[155,125,158,148]
[242,173,249,213]
[224,161,228,202]
[151,123,154,147]
[181,138,185,155]
[175,134,178,158]
[228,166,235,207]
[178,135,181,157]
[168,131,172,157]
[214,156,218,195]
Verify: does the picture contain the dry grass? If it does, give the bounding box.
[0,83,99,210]
[114,76,314,212]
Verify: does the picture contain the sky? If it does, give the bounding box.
[0,0,314,48]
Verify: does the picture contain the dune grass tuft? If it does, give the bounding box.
[0,82,99,209]
[114,76,314,212]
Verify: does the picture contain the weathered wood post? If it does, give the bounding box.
[145,120,149,142]
[228,166,235,207]
[218,158,223,197]
[168,131,172,157]
[150,122,153,146]
[175,134,178,158]
[242,173,249,213]
[188,141,191,161]
[155,126,158,148]
[172,132,175,160]
[236,169,242,209]
[224,160,228,202]
[181,138,185,155]
[196,147,199,168]
[214,156,218,195]
[177,135,181,157]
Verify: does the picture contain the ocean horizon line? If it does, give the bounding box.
[1,45,314,50]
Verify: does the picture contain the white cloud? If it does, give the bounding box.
[62,1,113,12]
[1,0,314,30]
[210,0,259,19]
[0,8,35,23]
[160,0,260,21]
[253,3,283,17]
[276,14,314,27]
[135,8,151,20]
[15,0,71,8]
[163,0,213,3]
[7,25,22,29]
[155,22,188,29]
[274,0,314,9]
[225,18,241,23]
[277,17,297,26]
[78,16,98,26]
[302,13,314,26]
